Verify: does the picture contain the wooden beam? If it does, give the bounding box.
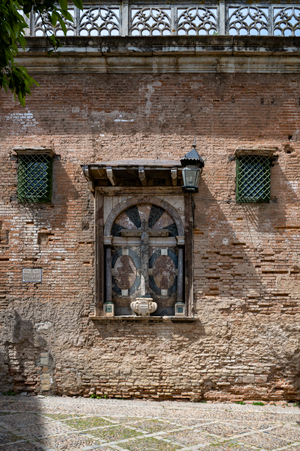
[184,193,193,317]
[138,166,147,186]
[95,191,104,316]
[106,166,117,186]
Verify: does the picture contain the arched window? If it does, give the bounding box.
[103,198,185,317]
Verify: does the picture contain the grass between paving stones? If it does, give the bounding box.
[44,413,85,421]
[64,416,113,429]
[121,437,182,450]
[88,425,144,441]
[127,419,175,433]
[107,416,146,424]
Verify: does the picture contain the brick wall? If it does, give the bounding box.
[1,68,300,400]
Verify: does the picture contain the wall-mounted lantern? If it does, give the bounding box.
[181,138,204,193]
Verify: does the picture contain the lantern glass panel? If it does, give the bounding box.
[182,166,200,187]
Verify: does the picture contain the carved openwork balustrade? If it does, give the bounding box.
[25,2,300,37]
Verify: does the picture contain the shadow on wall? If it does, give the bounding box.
[0,312,54,447]
[193,156,300,302]
[192,164,300,401]
[16,158,81,231]
[0,311,55,396]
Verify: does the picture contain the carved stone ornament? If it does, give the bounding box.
[130,297,157,316]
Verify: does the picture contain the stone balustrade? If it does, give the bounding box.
[24,2,300,37]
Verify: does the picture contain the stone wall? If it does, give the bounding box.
[1,37,300,400]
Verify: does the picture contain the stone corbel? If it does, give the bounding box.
[106,166,117,186]
[138,166,147,186]
[171,167,178,186]
[82,165,94,193]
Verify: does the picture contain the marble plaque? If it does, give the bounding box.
[22,268,42,283]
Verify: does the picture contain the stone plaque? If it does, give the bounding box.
[22,268,42,283]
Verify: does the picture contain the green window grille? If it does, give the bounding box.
[17,154,53,203]
[236,155,271,203]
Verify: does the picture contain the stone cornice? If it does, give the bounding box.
[16,36,300,74]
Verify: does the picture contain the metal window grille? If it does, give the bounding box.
[17,154,53,203]
[236,155,271,203]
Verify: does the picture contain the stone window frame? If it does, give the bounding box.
[93,188,194,321]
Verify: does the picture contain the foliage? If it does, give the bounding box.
[0,0,82,106]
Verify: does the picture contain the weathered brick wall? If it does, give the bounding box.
[1,69,300,400]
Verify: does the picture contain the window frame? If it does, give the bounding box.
[236,154,271,203]
[234,147,278,204]
[14,148,55,204]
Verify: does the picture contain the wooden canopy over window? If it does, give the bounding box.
[81,159,183,191]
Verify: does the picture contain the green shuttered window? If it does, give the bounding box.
[236,155,271,203]
[17,154,53,203]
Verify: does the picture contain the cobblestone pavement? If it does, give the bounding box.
[0,396,300,451]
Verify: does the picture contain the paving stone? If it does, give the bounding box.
[166,417,213,427]
[88,425,144,442]
[119,437,183,450]
[0,398,300,450]
[236,431,291,449]
[229,420,280,430]
[0,427,23,445]
[44,413,86,421]
[0,414,40,428]
[159,429,217,446]
[2,443,44,451]
[200,442,255,451]
[65,417,114,430]
[16,422,73,439]
[37,432,102,449]
[196,421,253,437]
[126,419,176,433]
[104,417,145,424]
[265,424,300,441]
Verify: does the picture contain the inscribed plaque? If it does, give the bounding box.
[22,268,42,283]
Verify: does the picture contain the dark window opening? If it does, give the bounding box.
[17,154,53,203]
[236,155,271,203]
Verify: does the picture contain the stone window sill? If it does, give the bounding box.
[90,315,196,323]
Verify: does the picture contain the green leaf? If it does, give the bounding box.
[59,0,68,12]
[0,0,83,106]
[72,0,83,9]
[63,10,73,22]
[50,11,58,26]
[48,34,58,48]
[57,14,67,34]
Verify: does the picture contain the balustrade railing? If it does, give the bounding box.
[25,3,300,37]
